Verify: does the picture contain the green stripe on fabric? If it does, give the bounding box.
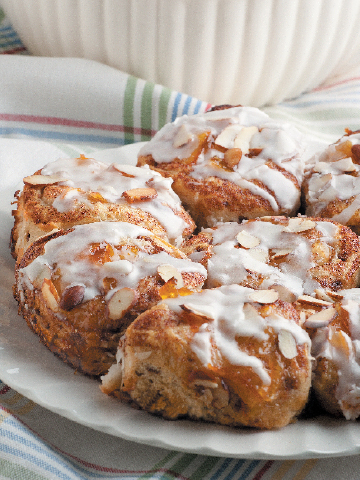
[189,456,221,480]
[167,453,198,477]
[158,87,173,131]
[123,76,138,144]
[0,8,5,23]
[0,459,48,480]
[141,82,155,141]
[139,451,179,480]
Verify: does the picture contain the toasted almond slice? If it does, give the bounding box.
[314,289,336,303]
[41,278,60,312]
[107,288,138,320]
[223,148,242,168]
[180,303,213,320]
[32,265,52,290]
[214,124,242,149]
[191,379,218,389]
[278,330,298,359]
[304,307,336,328]
[270,285,297,303]
[23,174,65,186]
[236,230,261,249]
[285,218,316,233]
[59,285,85,311]
[329,329,351,356]
[112,164,136,177]
[248,248,268,263]
[297,295,333,307]
[313,162,330,173]
[233,126,259,154]
[271,248,293,259]
[157,264,184,288]
[122,187,157,203]
[173,124,193,148]
[309,173,332,192]
[248,289,279,304]
[333,157,356,172]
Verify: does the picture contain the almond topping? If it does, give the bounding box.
[23,174,65,186]
[173,124,193,148]
[181,304,213,320]
[333,157,356,172]
[233,126,259,154]
[122,187,157,203]
[223,148,242,168]
[285,218,316,233]
[236,231,261,249]
[304,307,336,328]
[248,248,268,263]
[112,164,136,177]
[248,289,279,304]
[278,330,298,359]
[214,124,242,149]
[297,295,333,307]
[271,248,293,259]
[191,379,218,389]
[157,264,184,288]
[59,285,85,311]
[270,285,297,303]
[107,288,138,320]
[329,330,351,356]
[41,278,60,312]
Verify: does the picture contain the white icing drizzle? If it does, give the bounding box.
[312,289,360,420]
[18,221,207,308]
[40,157,189,242]
[139,106,307,212]
[201,219,332,297]
[164,284,310,386]
[306,133,360,224]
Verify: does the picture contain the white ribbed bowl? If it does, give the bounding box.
[2,0,360,107]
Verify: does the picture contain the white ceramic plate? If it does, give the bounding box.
[2,142,360,460]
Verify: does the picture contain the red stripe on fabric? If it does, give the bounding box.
[311,76,360,92]
[252,460,274,480]
[2,47,27,55]
[0,385,10,395]
[0,113,156,137]
[0,404,191,477]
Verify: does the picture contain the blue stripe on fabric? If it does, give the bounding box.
[223,459,246,480]
[193,100,204,115]
[0,127,126,146]
[209,458,233,480]
[171,93,183,122]
[238,460,260,479]
[181,96,192,116]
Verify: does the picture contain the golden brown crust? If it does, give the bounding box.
[103,298,311,430]
[14,226,205,376]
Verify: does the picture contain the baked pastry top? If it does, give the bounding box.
[14,221,206,375]
[303,130,360,234]
[137,106,309,228]
[11,155,195,260]
[101,284,312,430]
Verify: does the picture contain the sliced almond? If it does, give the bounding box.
[278,330,298,359]
[236,230,261,249]
[107,288,138,320]
[248,248,268,263]
[270,285,297,303]
[309,173,332,192]
[59,285,85,311]
[313,162,331,173]
[157,264,184,288]
[214,124,242,149]
[173,124,193,148]
[329,329,351,356]
[314,289,336,303]
[23,174,65,186]
[248,289,279,304]
[191,379,218,389]
[41,278,60,312]
[181,303,213,320]
[233,126,259,154]
[223,148,242,168]
[304,307,336,328]
[122,187,157,203]
[112,164,136,177]
[333,157,356,172]
[284,218,316,233]
[32,265,52,290]
[270,248,293,259]
[297,295,333,307]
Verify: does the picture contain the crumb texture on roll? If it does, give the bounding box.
[101,285,312,430]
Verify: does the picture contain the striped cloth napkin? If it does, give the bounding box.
[2,8,360,480]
